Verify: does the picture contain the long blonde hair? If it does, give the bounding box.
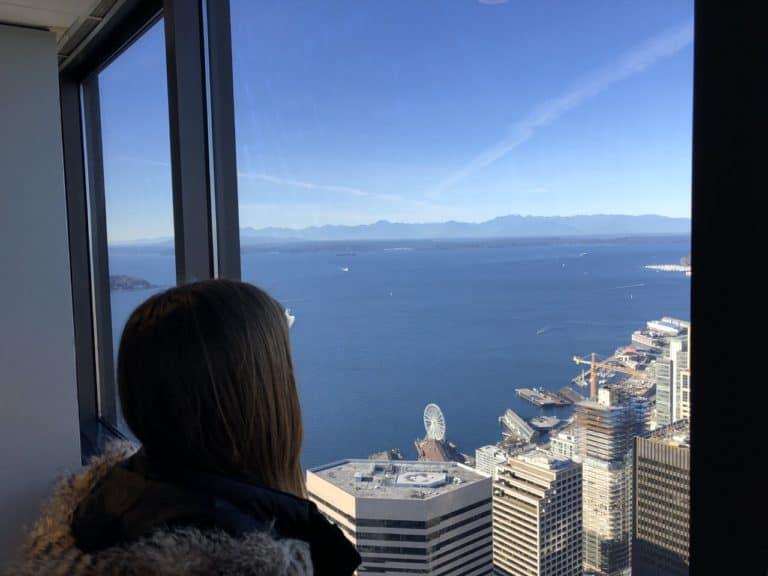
[118,279,305,496]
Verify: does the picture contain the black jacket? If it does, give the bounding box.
[70,447,360,576]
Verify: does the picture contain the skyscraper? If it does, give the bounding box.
[492,449,582,576]
[475,445,507,480]
[576,387,649,575]
[675,329,692,422]
[654,357,675,427]
[307,459,493,575]
[655,332,689,427]
[549,430,578,460]
[633,420,690,576]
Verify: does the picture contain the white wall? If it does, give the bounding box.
[0,24,81,565]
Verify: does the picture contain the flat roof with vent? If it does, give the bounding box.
[309,459,486,500]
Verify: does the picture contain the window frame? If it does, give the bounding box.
[60,0,241,458]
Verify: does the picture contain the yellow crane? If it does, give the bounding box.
[573,353,646,401]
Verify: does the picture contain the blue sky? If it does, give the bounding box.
[99,0,693,242]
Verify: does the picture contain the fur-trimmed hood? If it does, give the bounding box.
[7,442,346,575]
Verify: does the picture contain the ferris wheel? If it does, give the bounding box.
[423,403,446,442]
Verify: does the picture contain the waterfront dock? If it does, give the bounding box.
[515,388,571,407]
[559,387,586,404]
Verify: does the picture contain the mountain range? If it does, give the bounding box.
[239,214,690,243]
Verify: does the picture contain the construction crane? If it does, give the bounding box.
[573,353,646,401]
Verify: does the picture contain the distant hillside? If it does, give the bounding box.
[240,214,690,243]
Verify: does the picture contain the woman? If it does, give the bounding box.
[13,280,361,575]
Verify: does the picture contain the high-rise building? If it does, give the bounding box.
[655,334,689,426]
[654,357,675,427]
[633,420,690,576]
[307,459,493,575]
[674,329,691,422]
[492,449,582,576]
[549,430,578,460]
[475,445,507,480]
[576,387,649,576]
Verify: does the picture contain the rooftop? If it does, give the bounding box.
[309,459,488,500]
[649,419,690,447]
[647,319,682,335]
[515,448,576,471]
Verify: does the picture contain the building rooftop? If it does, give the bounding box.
[516,448,576,471]
[649,419,690,447]
[576,398,623,411]
[309,459,488,500]
[646,319,682,336]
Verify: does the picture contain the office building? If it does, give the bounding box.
[633,421,690,576]
[550,430,578,460]
[654,357,675,427]
[655,333,689,426]
[675,329,692,422]
[576,388,649,575]
[476,445,507,480]
[307,460,493,575]
[492,449,582,576]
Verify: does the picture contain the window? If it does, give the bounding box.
[63,2,237,450]
[96,19,175,431]
[231,0,692,469]
[58,0,701,572]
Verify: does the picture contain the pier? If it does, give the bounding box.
[515,388,571,407]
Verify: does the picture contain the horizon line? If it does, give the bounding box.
[109,213,691,244]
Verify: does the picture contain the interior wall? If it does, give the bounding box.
[0,23,81,566]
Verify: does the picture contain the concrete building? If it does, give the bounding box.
[549,431,578,461]
[633,421,690,576]
[655,334,689,427]
[575,388,649,576]
[677,371,691,421]
[632,420,691,576]
[492,449,582,576]
[631,330,666,351]
[654,357,675,427]
[646,320,681,337]
[307,460,493,575]
[675,330,691,422]
[475,445,507,480]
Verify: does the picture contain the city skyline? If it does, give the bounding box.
[99,0,693,242]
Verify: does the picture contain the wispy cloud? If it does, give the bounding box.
[238,171,402,202]
[428,20,693,198]
[117,155,171,168]
[477,0,508,5]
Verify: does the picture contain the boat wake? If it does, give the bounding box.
[607,282,646,290]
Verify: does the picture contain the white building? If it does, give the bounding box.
[655,332,691,426]
[493,449,582,576]
[674,330,692,422]
[475,445,507,480]
[550,431,578,460]
[646,320,681,336]
[307,460,493,575]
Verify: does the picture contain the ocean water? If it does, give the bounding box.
[109,236,690,468]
